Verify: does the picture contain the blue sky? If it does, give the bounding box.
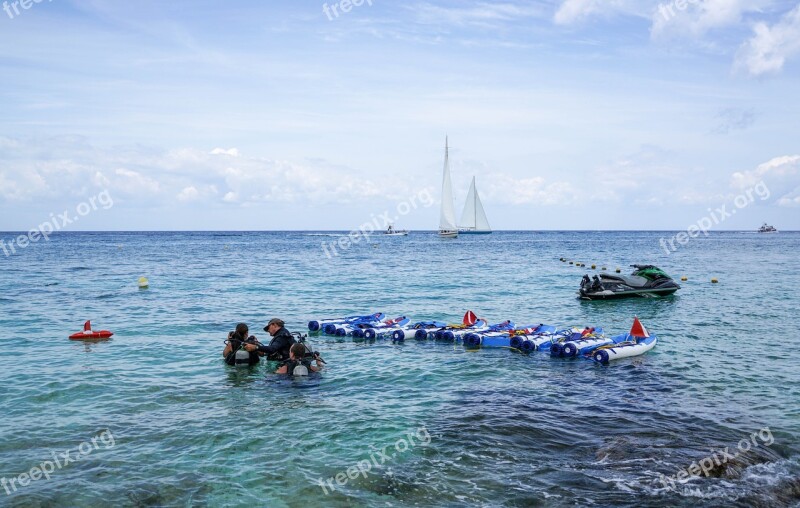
[1,0,799,230]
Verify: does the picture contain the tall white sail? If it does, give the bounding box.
[439,138,458,232]
[473,180,491,232]
[459,176,491,233]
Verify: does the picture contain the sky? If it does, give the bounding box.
[1,0,799,231]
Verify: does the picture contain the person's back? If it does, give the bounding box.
[276,343,323,376]
[223,323,261,366]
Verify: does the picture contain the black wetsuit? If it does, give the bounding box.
[283,358,313,375]
[255,327,296,361]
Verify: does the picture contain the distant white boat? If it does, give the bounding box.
[758,223,777,233]
[438,137,458,238]
[384,225,408,236]
[459,176,492,235]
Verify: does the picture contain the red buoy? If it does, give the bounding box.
[69,320,114,340]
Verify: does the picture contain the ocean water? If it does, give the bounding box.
[0,231,798,507]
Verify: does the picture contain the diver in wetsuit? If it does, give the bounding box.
[275,343,324,375]
[223,323,261,366]
[244,318,296,361]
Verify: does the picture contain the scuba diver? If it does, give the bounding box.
[223,323,262,366]
[244,318,296,361]
[275,343,324,376]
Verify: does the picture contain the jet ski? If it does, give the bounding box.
[579,264,680,300]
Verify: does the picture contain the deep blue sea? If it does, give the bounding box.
[1,231,798,507]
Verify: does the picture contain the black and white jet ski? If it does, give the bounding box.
[579,265,680,300]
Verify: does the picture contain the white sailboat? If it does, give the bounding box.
[459,176,492,234]
[438,137,459,238]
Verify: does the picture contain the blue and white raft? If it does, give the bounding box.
[390,321,446,342]
[428,320,515,342]
[307,313,385,335]
[550,328,608,358]
[464,324,552,349]
[509,326,575,352]
[360,316,411,340]
[592,318,657,364]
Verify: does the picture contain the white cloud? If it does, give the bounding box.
[210,147,240,157]
[0,137,425,209]
[778,193,800,206]
[731,155,800,188]
[483,173,579,205]
[554,0,641,25]
[651,0,771,39]
[177,186,199,202]
[114,168,161,194]
[735,4,800,76]
[414,2,546,28]
[730,155,800,206]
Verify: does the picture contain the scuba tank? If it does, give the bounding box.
[234,348,251,366]
[291,362,310,376]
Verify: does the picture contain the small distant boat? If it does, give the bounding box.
[384,225,408,236]
[758,223,777,233]
[459,176,492,235]
[438,137,458,238]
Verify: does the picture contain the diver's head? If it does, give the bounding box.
[289,343,305,360]
[264,318,284,336]
[232,323,249,341]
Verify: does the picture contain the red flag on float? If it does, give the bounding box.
[463,310,477,326]
[84,320,92,332]
[629,317,649,338]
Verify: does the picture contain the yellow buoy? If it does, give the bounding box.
[591,264,596,269]
[616,268,621,273]
[681,276,688,281]
[711,278,718,283]
[138,276,149,289]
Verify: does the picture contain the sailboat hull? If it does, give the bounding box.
[458,230,492,235]
[438,231,458,238]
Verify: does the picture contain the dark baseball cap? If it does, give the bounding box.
[264,318,284,332]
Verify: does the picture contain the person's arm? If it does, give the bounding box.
[252,335,288,356]
[223,333,235,357]
[275,364,288,374]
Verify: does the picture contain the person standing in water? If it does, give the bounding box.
[223,323,261,366]
[244,318,295,361]
[275,343,324,375]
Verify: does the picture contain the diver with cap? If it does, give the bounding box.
[244,318,296,361]
[275,343,324,376]
[223,323,262,366]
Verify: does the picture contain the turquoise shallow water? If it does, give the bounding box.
[1,231,798,507]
